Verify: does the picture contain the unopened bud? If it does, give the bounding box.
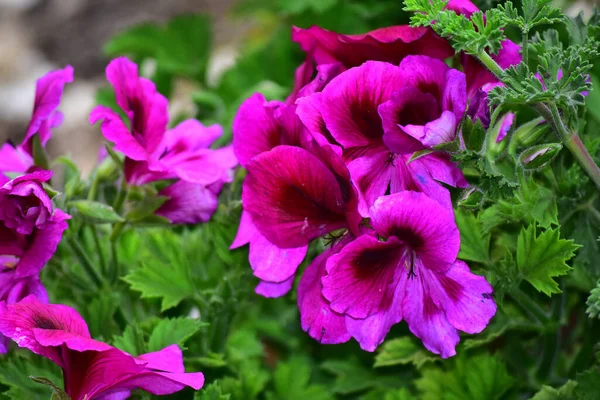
[513,117,548,146]
[519,143,562,170]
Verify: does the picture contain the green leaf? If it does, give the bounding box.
[84,291,120,340]
[517,225,580,295]
[374,337,436,369]
[416,353,513,400]
[0,355,62,400]
[575,368,600,400]
[68,200,124,224]
[113,324,147,356]
[530,380,578,400]
[586,280,600,318]
[268,357,332,400]
[226,329,264,365]
[147,317,206,352]
[123,249,195,312]
[322,359,379,395]
[195,382,232,400]
[456,209,490,264]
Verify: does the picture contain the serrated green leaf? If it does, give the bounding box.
[456,209,491,264]
[374,337,436,369]
[268,357,332,400]
[112,324,146,356]
[68,200,124,224]
[575,368,600,400]
[148,317,206,352]
[530,380,578,400]
[416,353,513,400]
[321,359,378,395]
[517,225,580,295]
[195,382,232,400]
[0,355,62,400]
[123,250,195,311]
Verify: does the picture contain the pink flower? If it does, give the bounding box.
[0,171,70,352]
[302,57,467,215]
[292,25,453,69]
[0,66,73,180]
[90,57,237,224]
[300,191,496,356]
[0,295,204,399]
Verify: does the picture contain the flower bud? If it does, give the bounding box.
[513,117,548,146]
[519,143,562,170]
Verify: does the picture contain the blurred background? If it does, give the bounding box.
[0,0,595,173]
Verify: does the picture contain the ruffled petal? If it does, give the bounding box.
[156,181,220,224]
[255,276,294,298]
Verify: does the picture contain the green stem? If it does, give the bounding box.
[510,286,551,326]
[67,236,103,288]
[88,173,100,201]
[477,51,505,79]
[522,29,529,67]
[109,223,125,283]
[113,179,129,214]
[564,132,600,191]
[89,225,107,275]
[536,285,565,381]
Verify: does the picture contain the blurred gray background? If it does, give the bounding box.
[0,0,595,172]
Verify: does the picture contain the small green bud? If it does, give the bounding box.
[458,187,484,209]
[512,117,548,146]
[519,143,562,170]
[96,157,119,182]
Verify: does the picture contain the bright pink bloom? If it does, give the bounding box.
[0,66,73,180]
[0,171,70,352]
[0,295,204,399]
[299,191,496,356]
[303,58,467,214]
[90,57,237,224]
[292,25,453,69]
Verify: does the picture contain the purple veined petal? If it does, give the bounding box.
[344,266,407,351]
[323,235,406,319]
[0,295,99,365]
[379,88,433,155]
[155,180,220,224]
[409,152,468,190]
[242,146,350,248]
[233,93,281,167]
[15,209,70,279]
[161,146,237,186]
[291,25,453,68]
[402,264,460,358]
[320,61,405,150]
[4,276,48,305]
[231,211,308,283]
[296,93,340,148]
[296,62,347,100]
[0,143,33,176]
[90,106,147,162]
[21,65,74,155]
[425,260,496,334]
[286,55,316,105]
[369,191,459,272]
[347,149,395,217]
[397,56,449,99]
[0,178,54,235]
[105,57,169,156]
[158,119,223,157]
[255,276,295,298]
[442,69,468,123]
[495,112,515,142]
[445,0,479,16]
[401,111,457,148]
[298,243,352,345]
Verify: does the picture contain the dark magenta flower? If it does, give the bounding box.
[301,57,467,214]
[0,66,73,179]
[292,25,453,69]
[0,171,70,352]
[0,295,204,399]
[90,57,237,224]
[300,191,496,355]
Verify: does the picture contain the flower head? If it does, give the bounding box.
[0,171,70,352]
[0,295,204,400]
[299,191,496,356]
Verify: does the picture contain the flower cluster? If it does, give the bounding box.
[232,0,510,356]
[0,57,235,397]
[91,57,238,224]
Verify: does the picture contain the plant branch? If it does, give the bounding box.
[67,236,103,288]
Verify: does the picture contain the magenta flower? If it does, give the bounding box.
[0,66,73,180]
[0,170,70,352]
[299,191,496,356]
[292,25,453,69]
[0,295,204,399]
[301,57,467,214]
[90,57,237,224]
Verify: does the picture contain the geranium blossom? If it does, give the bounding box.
[0,295,204,399]
[0,171,70,352]
[301,191,496,356]
[0,65,73,180]
[90,57,237,224]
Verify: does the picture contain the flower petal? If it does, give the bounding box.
[156,181,220,224]
[255,276,294,298]
[323,235,405,319]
